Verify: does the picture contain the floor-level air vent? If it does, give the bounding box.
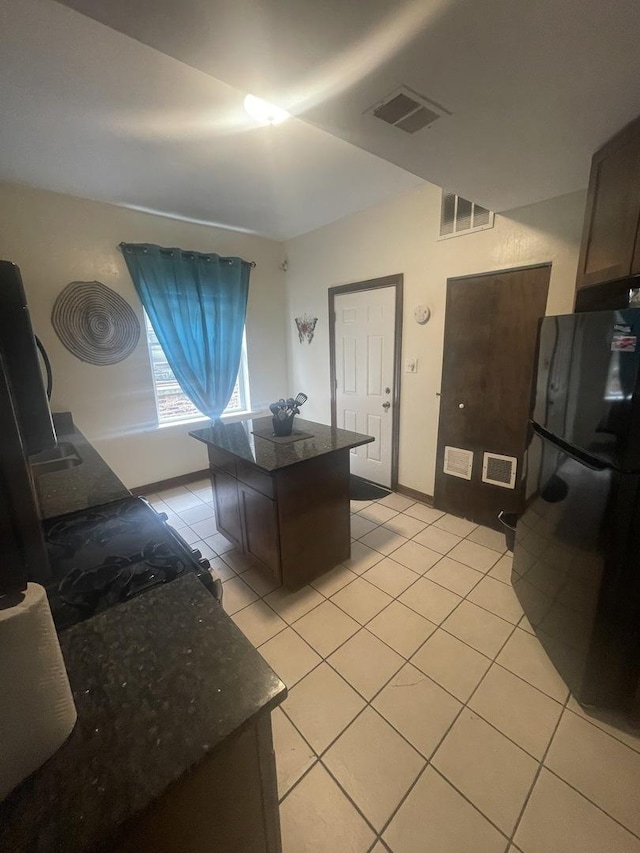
[368,87,449,135]
[482,453,517,489]
[443,446,473,480]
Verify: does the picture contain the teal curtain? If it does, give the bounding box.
[120,243,251,419]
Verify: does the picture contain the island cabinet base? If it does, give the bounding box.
[208,445,351,589]
[109,712,281,853]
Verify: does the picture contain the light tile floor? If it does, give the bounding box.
[147,482,640,853]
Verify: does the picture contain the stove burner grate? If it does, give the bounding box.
[43,498,213,629]
[142,541,187,573]
[47,509,136,555]
[58,539,187,614]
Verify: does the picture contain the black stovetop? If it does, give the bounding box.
[43,497,214,630]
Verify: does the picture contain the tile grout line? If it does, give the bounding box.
[174,495,554,720]
[166,489,639,844]
[352,512,504,553]
[384,603,523,844]
[224,514,561,722]
[380,546,511,675]
[505,691,573,848]
[255,571,505,708]
[278,652,434,839]
[561,703,640,757]
[372,619,521,846]
[257,572,640,842]
[277,562,524,845]
[165,488,640,844]
[355,510,506,555]
[278,703,381,838]
[220,507,504,599]
[541,761,640,842]
[320,540,513,645]
[274,566,482,831]
[238,501,640,839]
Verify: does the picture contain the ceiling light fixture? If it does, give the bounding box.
[243,94,290,125]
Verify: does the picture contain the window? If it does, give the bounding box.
[145,314,250,425]
[439,191,494,239]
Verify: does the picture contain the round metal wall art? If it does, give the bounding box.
[51,281,140,366]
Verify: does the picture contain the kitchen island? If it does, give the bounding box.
[191,416,373,589]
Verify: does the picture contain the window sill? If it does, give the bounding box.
[156,409,265,430]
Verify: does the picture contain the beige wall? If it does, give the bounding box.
[0,182,288,488]
[284,183,587,496]
[0,179,586,497]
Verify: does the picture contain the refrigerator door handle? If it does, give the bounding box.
[531,422,611,472]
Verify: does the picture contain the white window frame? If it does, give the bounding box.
[144,313,251,427]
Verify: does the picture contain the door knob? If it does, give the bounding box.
[458,403,465,409]
[382,401,391,410]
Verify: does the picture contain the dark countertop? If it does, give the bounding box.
[35,412,131,520]
[0,573,286,853]
[190,416,374,473]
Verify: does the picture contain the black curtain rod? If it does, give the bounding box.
[119,243,256,267]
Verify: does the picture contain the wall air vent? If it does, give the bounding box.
[443,446,474,480]
[439,191,494,239]
[368,87,449,135]
[482,453,517,489]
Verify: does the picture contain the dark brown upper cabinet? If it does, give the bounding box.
[576,116,640,289]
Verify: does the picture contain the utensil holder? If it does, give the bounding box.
[272,414,295,437]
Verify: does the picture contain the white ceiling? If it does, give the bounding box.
[3,0,640,239]
[54,0,640,213]
[0,0,423,240]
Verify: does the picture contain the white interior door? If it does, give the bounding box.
[334,286,396,487]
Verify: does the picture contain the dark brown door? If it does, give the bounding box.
[433,264,551,528]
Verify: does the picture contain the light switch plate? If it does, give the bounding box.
[405,357,418,373]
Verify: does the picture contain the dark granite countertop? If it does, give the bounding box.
[190,416,373,473]
[0,573,286,853]
[35,413,131,520]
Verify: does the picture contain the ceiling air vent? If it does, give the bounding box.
[443,446,473,480]
[482,453,517,489]
[369,87,449,135]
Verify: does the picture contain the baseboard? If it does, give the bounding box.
[133,470,431,506]
[131,468,210,497]
[396,484,434,506]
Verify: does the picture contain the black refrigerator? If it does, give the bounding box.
[513,308,640,711]
[0,261,56,597]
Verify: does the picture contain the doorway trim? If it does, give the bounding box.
[328,273,404,490]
